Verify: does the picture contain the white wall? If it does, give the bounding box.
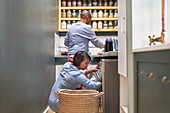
[132,0,170,49]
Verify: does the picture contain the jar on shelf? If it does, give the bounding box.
[109,0,113,6]
[103,21,108,29]
[67,21,72,29]
[67,0,72,7]
[88,0,92,6]
[93,0,97,6]
[104,0,108,6]
[98,10,103,18]
[93,10,97,18]
[62,21,67,29]
[98,21,103,29]
[109,10,113,18]
[62,10,66,18]
[61,0,66,7]
[67,10,72,18]
[78,10,81,18]
[114,9,118,18]
[72,10,76,18]
[72,0,77,6]
[72,21,76,25]
[103,9,108,18]
[77,0,82,6]
[114,20,118,28]
[108,21,113,29]
[114,0,118,6]
[92,21,97,29]
[83,0,87,6]
[98,0,102,6]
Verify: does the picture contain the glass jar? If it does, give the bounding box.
[114,20,118,28]
[67,10,72,18]
[98,0,102,6]
[72,0,77,6]
[67,0,72,7]
[104,0,108,6]
[92,21,97,29]
[114,9,118,18]
[98,21,103,29]
[61,0,66,7]
[93,0,97,6]
[62,21,67,29]
[72,10,76,18]
[109,10,113,18]
[77,0,82,6]
[114,0,118,6]
[93,10,97,18]
[88,0,92,6]
[62,10,66,18]
[109,0,113,6]
[83,0,87,6]
[103,21,108,29]
[78,10,81,18]
[98,10,103,18]
[103,9,108,18]
[108,21,113,29]
[67,21,72,29]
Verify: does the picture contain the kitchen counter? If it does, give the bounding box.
[55,52,118,65]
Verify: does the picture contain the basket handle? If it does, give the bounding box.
[55,91,59,96]
[96,92,104,98]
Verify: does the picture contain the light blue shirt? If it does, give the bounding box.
[64,22,104,57]
[48,62,101,112]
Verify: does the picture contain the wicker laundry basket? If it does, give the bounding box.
[55,89,103,113]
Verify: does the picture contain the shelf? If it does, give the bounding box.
[60,6,118,10]
[60,18,118,21]
[58,28,118,32]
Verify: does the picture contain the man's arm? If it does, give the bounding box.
[64,33,69,46]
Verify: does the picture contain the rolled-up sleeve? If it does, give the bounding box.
[75,73,101,89]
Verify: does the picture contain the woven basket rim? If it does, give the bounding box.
[56,89,99,96]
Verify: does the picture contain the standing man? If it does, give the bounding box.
[64,10,105,62]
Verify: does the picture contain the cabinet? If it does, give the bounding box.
[58,0,118,32]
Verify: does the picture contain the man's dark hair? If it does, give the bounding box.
[73,51,91,67]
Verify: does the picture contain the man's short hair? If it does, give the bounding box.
[80,10,91,19]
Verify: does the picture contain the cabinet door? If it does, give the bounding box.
[134,50,170,113]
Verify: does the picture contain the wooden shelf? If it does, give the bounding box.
[58,28,118,32]
[60,18,118,21]
[60,6,118,10]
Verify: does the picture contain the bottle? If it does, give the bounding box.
[93,0,97,6]
[72,0,77,6]
[92,21,97,29]
[114,9,118,18]
[83,0,87,6]
[93,10,97,18]
[72,10,76,18]
[61,0,66,7]
[67,10,72,18]
[77,0,82,6]
[104,0,108,6]
[62,21,67,29]
[62,10,66,18]
[98,10,103,18]
[105,38,109,52]
[103,9,108,18]
[109,10,113,18]
[114,0,118,6]
[103,21,108,29]
[67,21,72,29]
[108,21,113,29]
[67,0,72,7]
[78,10,81,18]
[98,0,102,6]
[108,38,113,51]
[109,0,113,6]
[98,21,103,29]
[88,0,92,6]
[114,20,118,28]
[72,21,76,25]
